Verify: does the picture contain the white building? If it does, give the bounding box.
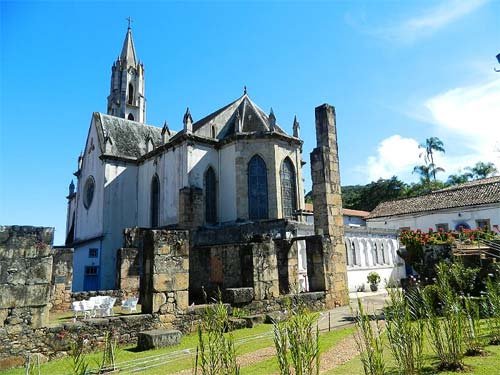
[366,177,500,233]
[66,27,305,291]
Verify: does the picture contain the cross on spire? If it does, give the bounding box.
[126,16,133,29]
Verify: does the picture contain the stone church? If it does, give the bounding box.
[66,27,403,308]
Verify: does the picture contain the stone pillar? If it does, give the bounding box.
[50,247,73,312]
[141,230,189,326]
[116,247,141,298]
[310,104,348,307]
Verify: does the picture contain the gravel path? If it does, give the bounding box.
[319,333,359,373]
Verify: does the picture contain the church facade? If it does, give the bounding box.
[66,28,306,291]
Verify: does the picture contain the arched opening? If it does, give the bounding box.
[128,83,134,105]
[280,157,297,218]
[205,167,217,224]
[248,155,268,220]
[151,174,160,227]
[211,125,216,139]
[128,113,135,121]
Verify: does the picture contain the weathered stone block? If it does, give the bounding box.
[173,273,188,291]
[175,291,189,310]
[242,314,265,328]
[152,292,166,313]
[223,288,254,304]
[136,329,182,351]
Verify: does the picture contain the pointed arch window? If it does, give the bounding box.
[280,157,297,218]
[205,167,217,224]
[248,155,268,220]
[128,83,134,105]
[151,174,160,228]
[128,113,134,121]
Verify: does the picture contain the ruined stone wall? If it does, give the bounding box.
[0,314,161,370]
[50,247,73,312]
[141,230,190,328]
[116,247,141,298]
[178,187,203,228]
[0,226,54,331]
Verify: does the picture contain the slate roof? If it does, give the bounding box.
[191,93,290,139]
[95,113,170,159]
[367,176,500,219]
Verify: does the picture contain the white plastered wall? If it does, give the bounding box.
[366,204,500,232]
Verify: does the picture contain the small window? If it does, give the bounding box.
[436,223,449,232]
[128,83,134,105]
[83,176,95,209]
[85,266,98,275]
[211,125,216,139]
[128,113,135,121]
[88,248,98,258]
[476,219,490,230]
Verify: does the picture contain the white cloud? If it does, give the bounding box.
[361,77,500,183]
[364,135,420,182]
[375,0,488,43]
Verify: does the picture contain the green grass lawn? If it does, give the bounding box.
[241,325,356,375]
[0,323,273,375]
[326,324,500,375]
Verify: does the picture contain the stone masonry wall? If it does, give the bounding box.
[50,247,73,312]
[0,314,162,370]
[0,226,54,330]
[310,104,348,307]
[116,247,141,298]
[141,229,190,328]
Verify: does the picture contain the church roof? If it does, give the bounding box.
[191,93,289,139]
[120,28,137,66]
[367,176,500,219]
[95,113,170,160]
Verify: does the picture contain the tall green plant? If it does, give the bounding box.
[422,263,465,371]
[463,297,484,355]
[385,288,424,374]
[484,278,500,345]
[353,298,385,375]
[98,330,117,373]
[272,307,320,375]
[194,299,239,375]
[69,336,88,375]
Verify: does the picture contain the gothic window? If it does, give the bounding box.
[211,125,216,139]
[205,167,217,224]
[128,113,135,121]
[280,157,297,218]
[83,176,95,209]
[128,83,134,105]
[248,155,268,220]
[151,174,160,228]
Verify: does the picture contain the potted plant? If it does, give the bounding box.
[367,272,381,292]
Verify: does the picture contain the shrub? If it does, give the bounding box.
[367,272,381,286]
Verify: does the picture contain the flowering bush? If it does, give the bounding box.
[399,227,498,248]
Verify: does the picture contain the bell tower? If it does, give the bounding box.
[107,21,146,123]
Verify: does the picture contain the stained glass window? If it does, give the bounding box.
[280,158,297,218]
[248,155,268,220]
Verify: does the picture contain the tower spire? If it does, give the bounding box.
[120,26,137,66]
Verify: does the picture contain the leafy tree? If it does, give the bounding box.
[465,162,498,180]
[356,177,407,211]
[419,137,445,181]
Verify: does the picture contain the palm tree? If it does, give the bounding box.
[414,164,445,188]
[465,162,498,180]
[419,137,445,181]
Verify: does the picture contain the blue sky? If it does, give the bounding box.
[1,0,499,245]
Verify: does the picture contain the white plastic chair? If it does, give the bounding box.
[96,297,116,317]
[72,301,84,319]
[81,300,96,319]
